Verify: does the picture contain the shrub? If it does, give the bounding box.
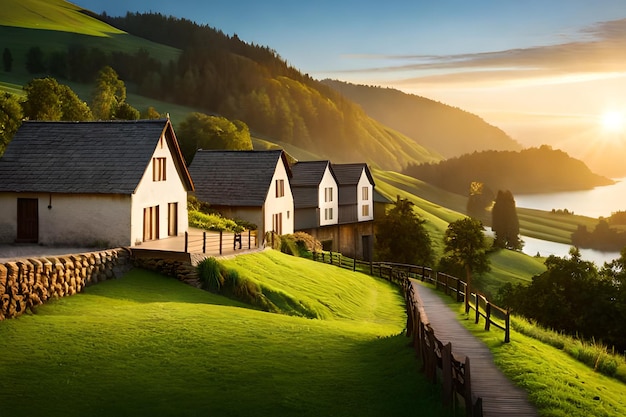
[189,210,244,233]
[197,257,224,291]
[275,232,321,257]
[280,236,300,256]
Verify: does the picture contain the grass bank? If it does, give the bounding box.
[425,283,626,417]
[0,260,455,417]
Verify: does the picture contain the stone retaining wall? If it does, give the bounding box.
[0,249,131,320]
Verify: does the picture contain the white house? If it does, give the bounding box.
[290,160,339,230]
[0,119,194,247]
[332,163,375,224]
[188,150,294,242]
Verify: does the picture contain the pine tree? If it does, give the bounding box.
[492,190,523,250]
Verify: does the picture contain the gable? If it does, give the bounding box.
[0,119,192,194]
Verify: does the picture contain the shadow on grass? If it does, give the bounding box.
[82,268,249,308]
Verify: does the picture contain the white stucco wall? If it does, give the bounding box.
[264,159,294,236]
[357,170,374,222]
[131,134,190,245]
[318,166,339,227]
[0,192,131,246]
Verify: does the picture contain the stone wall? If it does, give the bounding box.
[0,249,131,320]
[129,248,200,288]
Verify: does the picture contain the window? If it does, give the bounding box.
[153,157,166,181]
[362,186,369,200]
[275,179,285,198]
[362,204,370,217]
[324,207,333,221]
[272,212,283,235]
[324,187,333,202]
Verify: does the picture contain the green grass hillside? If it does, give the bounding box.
[0,257,452,417]
[0,0,180,88]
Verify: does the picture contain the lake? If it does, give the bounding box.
[515,178,626,218]
[513,178,626,265]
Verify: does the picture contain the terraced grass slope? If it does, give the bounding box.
[0,254,451,417]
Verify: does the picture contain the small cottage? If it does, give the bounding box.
[188,150,294,243]
[0,119,194,247]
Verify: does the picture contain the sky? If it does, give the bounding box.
[73,0,626,176]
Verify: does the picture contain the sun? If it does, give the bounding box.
[601,110,625,133]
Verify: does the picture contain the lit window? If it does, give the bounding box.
[362,186,369,200]
[276,179,285,198]
[362,204,370,217]
[153,157,166,181]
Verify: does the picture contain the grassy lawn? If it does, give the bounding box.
[0,259,455,417]
[424,283,626,417]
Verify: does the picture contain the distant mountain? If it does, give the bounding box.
[322,80,521,158]
[403,145,613,195]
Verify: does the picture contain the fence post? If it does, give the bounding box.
[441,342,453,408]
[421,265,425,281]
[219,230,223,255]
[329,251,333,265]
[485,302,491,331]
[370,261,373,276]
[202,231,206,254]
[463,356,473,416]
[353,258,356,272]
[505,309,511,343]
[184,231,188,253]
[456,278,461,302]
[475,294,480,324]
[248,229,251,249]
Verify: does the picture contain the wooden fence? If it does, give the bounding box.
[313,253,511,344]
[403,278,483,416]
[311,251,515,415]
[184,229,257,255]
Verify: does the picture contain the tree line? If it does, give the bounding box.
[403,146,613,195]
[499,248,626,351]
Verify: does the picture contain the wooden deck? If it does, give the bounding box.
[411,281,538,417]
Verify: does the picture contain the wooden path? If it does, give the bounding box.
[411,280,538,417]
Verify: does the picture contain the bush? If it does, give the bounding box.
[197,257,224,291]
[189,210,244,233]
[274,232,321,258]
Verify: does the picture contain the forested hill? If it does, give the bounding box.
[95,12,441,171]
[322,80,521,158]
[404,146,613,195]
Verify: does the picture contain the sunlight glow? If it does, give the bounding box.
[601,110,625,133]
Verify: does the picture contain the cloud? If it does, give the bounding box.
[337,18,626,87]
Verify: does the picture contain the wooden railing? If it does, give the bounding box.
[184,229,257,255]
[311,251,517,415]
[403,279,483,416]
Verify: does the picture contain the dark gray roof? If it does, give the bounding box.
[0,119,193,194]
[332,163,375,187]
[290,161,336,209]
[290,160,333,186]
[189,150,290,207]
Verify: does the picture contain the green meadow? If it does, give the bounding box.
[0,257,455,417]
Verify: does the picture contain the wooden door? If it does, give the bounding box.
[17,198,39,243]
[168,202,178,236]
[143,206,160,241]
